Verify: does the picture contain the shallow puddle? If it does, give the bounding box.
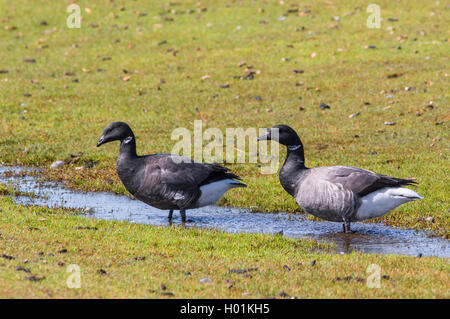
[1,166,448,258]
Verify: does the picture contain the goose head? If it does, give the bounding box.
[257,124,302,147]
[97,122,135,147]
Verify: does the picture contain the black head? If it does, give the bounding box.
[97,122,134,147]
[257,124,302,147]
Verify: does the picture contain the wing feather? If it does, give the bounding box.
[324,166,417,197]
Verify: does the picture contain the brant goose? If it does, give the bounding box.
[97,122,246,222]
[257,125,423,233]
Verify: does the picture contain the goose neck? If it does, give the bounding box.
[119,135,138,158]
[285,145,306,168]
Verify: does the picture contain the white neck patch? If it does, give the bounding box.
[288,144,302,151]
[123,136,133,144]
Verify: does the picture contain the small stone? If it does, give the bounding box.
[228,267,258,274]
[98,269,107,275]
[199,278,211,283]
[319,103,330,110]
[133,256,146,261]
[50,161,65,169]
[16,266,31,273]
[26,275,45,282]
[310,260,316,266]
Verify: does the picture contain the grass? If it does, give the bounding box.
[0,196,448,298]
[0,0,448,298]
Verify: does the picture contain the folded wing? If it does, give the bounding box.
[324,166,417,197]
[136,154,242,209]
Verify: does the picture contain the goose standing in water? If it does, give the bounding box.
[257,125,423,233]
[97,122,246,222]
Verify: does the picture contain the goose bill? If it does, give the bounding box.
[97,135,105,147]
[257,131,270,141]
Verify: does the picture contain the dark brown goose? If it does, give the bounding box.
[97,122,246,222]
[257,124,423,233]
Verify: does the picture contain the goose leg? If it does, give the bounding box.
[168,209,174,220]
[343,221,351,233]
[180,209,186,223]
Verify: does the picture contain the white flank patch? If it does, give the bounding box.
[197,179,240,207]
[356,187,423,221]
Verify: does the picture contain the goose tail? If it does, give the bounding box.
[229,180,247,188]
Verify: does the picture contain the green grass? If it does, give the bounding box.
[0,197,448,298]
[0,0,448,298]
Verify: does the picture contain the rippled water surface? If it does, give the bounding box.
[1,166,448,257]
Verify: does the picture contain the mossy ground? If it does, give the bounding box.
[0,0,448,298]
